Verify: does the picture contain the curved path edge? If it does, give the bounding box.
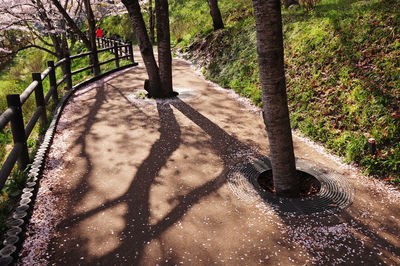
[0,63,138,265]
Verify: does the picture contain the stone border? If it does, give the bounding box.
[228,156,354,215]
[0,63,137,265]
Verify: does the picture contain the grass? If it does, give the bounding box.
[283,0,400,184]
[169,0,400,184]
[100,14,136,42]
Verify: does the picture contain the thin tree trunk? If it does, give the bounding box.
[206,0,224,30]
[149,0,155,45]
[35,0,69,82]
[121,0,162,96]
[252,0,299,197]
[50,0,91,49]
[155,0,174,97]
[83,0,100,76]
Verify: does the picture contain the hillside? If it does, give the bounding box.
[168,0,400,183]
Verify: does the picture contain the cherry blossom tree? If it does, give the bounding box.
[0,0,64,57]
[0,0,123,61]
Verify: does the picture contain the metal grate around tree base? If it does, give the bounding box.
[227,157,354,215]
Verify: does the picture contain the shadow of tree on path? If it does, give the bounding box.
[51,91,262,265]
[46,78,399,265]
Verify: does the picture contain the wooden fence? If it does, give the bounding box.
[0,37,137,190]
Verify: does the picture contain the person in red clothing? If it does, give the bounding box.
[96,28,103,38]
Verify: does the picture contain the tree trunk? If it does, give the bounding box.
[155,0,174,97]
[50,0,91,49]
[83,0,100,76]
[149,0,155,45]
[121,0,162,97]
[35,0,70,82]
[252,0,299,197]
[206,0,224,30]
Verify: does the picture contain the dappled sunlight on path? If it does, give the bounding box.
[19,48,400,265]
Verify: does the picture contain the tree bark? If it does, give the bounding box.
[155,0,174,97]
[121,0,162,97]
[83,0,100,75]
[35,0,69,78]
[50,0,91,49]
[206,0,224,30]
[149,0,155,45]
[252,0,299,197]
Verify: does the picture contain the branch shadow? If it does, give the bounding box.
[50,92,263,264]
[46,79,398,265]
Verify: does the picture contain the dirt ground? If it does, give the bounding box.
[18,48,400,265]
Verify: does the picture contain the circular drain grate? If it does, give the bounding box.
[228,157,354,215]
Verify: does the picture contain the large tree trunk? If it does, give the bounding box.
[155,0,174,97]
[83,0,100,75]
[252,0,299,197]
[121,0,162,96]
[206,0,224,30]
[149,0,155,45]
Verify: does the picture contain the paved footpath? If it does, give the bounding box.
[18,48,400,265]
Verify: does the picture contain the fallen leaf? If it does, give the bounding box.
[390,111,400,120]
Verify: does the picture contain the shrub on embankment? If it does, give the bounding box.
[169,0,400,184]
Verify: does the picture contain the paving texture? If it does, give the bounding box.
[18,48,400,265]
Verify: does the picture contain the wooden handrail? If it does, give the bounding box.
[0,108,14,131]
[70,51,93,60]
[20,80,39,105]
[54,58,66,68]
[0,36,137,191]
[71,65,94,76]
[0,143,22,189]
[41,67,52,80]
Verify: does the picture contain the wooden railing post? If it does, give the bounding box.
[91,49,100,76]
[128,41,134,63]
[6,94,29,170]
[65,52,73,90]
[48,61,58,102]
[119,41,123,56]
[124,41,128,57]
[32,73,47,128]
[114,41,120,68]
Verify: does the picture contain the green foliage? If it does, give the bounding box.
[101,14,136,41]
[170,0,400,183]
[283,0,400,182]
[170,0,253,46]
[0,166,29,241]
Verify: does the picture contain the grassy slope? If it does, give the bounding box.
[170,0,400,184]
